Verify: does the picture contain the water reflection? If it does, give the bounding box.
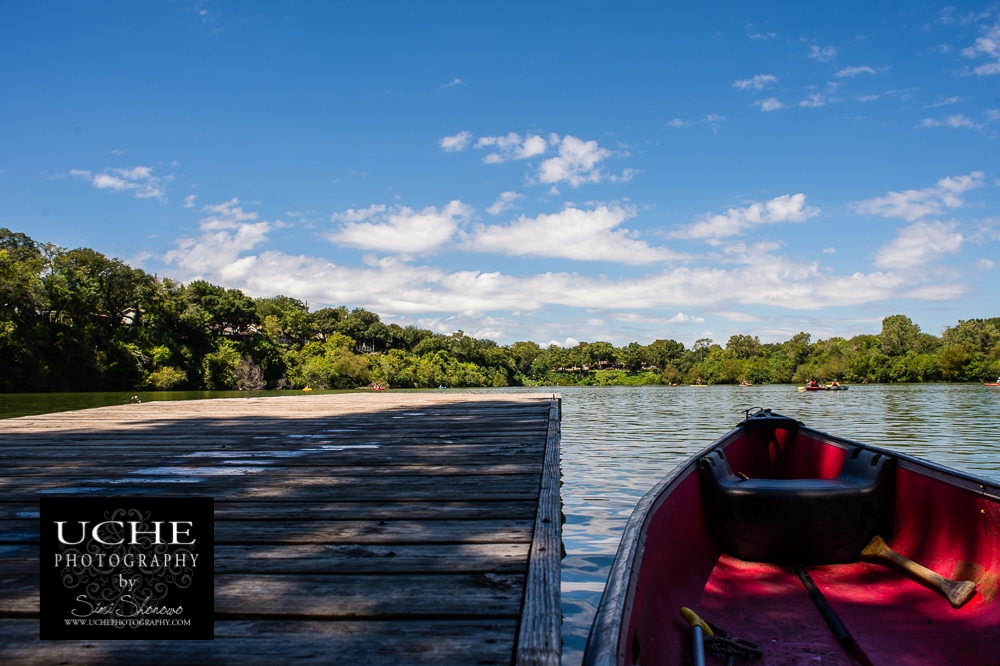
[555,384,1000,665]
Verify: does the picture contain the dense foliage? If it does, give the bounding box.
[2,228,998,392]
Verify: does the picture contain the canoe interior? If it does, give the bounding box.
[622,426,1000,665]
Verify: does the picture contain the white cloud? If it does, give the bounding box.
[476,132,547,163]
[748,32,776,40]
[834,65,878,77]
[704,114,726,133]
[162,200,270,282]
[486,191,522,216]
[961,21,1000,75]
[800,93,827,107]
[758,97,786,112]
[667,118,693,128]
[734,74,777,90]
[858,94,880,102]
[853,172,985,221]
[808,45,838,62]
[70,166,170,200]
[183,194,197,209]
[919,111,998,131]
[672,194,820,241]
[153,203,972,331]
[464,205,684,264]
[874,221,963,269]
[158,221,938,315]
[441,78,465,88]
[327,200,471,254]
[197,198,260,229]
[609,168,639,183]
[543,337,580,348]
[975,258,995,270]
[440,131,472,152]
[969,217,1000,242]
[927,96,967,107]
[536,135,613,187]
[822,247,836,254]
[919,114,982,130]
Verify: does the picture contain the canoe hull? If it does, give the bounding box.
[583,412,1000,666]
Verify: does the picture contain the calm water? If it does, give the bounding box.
[3,384,998,664]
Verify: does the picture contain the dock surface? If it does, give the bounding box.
[0,392,561,665]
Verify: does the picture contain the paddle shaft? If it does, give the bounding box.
[861,535,976,608]
[690,625,705,666]
[793,564,855,650]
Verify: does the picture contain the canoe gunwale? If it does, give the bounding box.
[582,418,1000,666]
[581,428,742,666]
[799,425,1000,502]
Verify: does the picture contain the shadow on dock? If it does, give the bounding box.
[0,395,559,666]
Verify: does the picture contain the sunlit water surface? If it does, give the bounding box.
[3,384,998,664]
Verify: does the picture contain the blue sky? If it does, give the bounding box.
[3,1,999,347]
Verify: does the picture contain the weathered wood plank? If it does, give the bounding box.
[213,543,530,574]
[2,518,533,544]
[0,474,543,500]
[0,500,538,521]
[0,618,518,666]
[2,572,527,618]
[1,543,529,575]
[516,398,563,666]
[0,463,542,478]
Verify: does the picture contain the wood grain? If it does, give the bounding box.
[0,392,563,665]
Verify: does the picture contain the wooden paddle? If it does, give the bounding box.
[861,535,977,609]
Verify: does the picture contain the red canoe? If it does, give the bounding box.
[584,408,1000,666]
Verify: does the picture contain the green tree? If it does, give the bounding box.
[879,314,921,357]
[726,334,761,360]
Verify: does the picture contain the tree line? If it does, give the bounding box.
[2,228,998,392]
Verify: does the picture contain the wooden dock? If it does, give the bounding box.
[0,392,561,665]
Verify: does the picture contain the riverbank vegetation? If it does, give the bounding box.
[2,228,998,392]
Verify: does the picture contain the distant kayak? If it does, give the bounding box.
[985,383,1000,387]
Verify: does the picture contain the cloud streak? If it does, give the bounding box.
[440,131,472,152]
[672,194,820,241]
[874,221,963,269]
[158,217,952,317]
[464,205,684,264]
[733,74,777,90]
[961,20,1000,75]
[327,201,472,254]
[70,166,171,200]
[852,172,985,221]
[476,133,547,163]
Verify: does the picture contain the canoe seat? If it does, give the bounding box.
[699,447,896,563]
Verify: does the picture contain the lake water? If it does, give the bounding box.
[3,384,998,664]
